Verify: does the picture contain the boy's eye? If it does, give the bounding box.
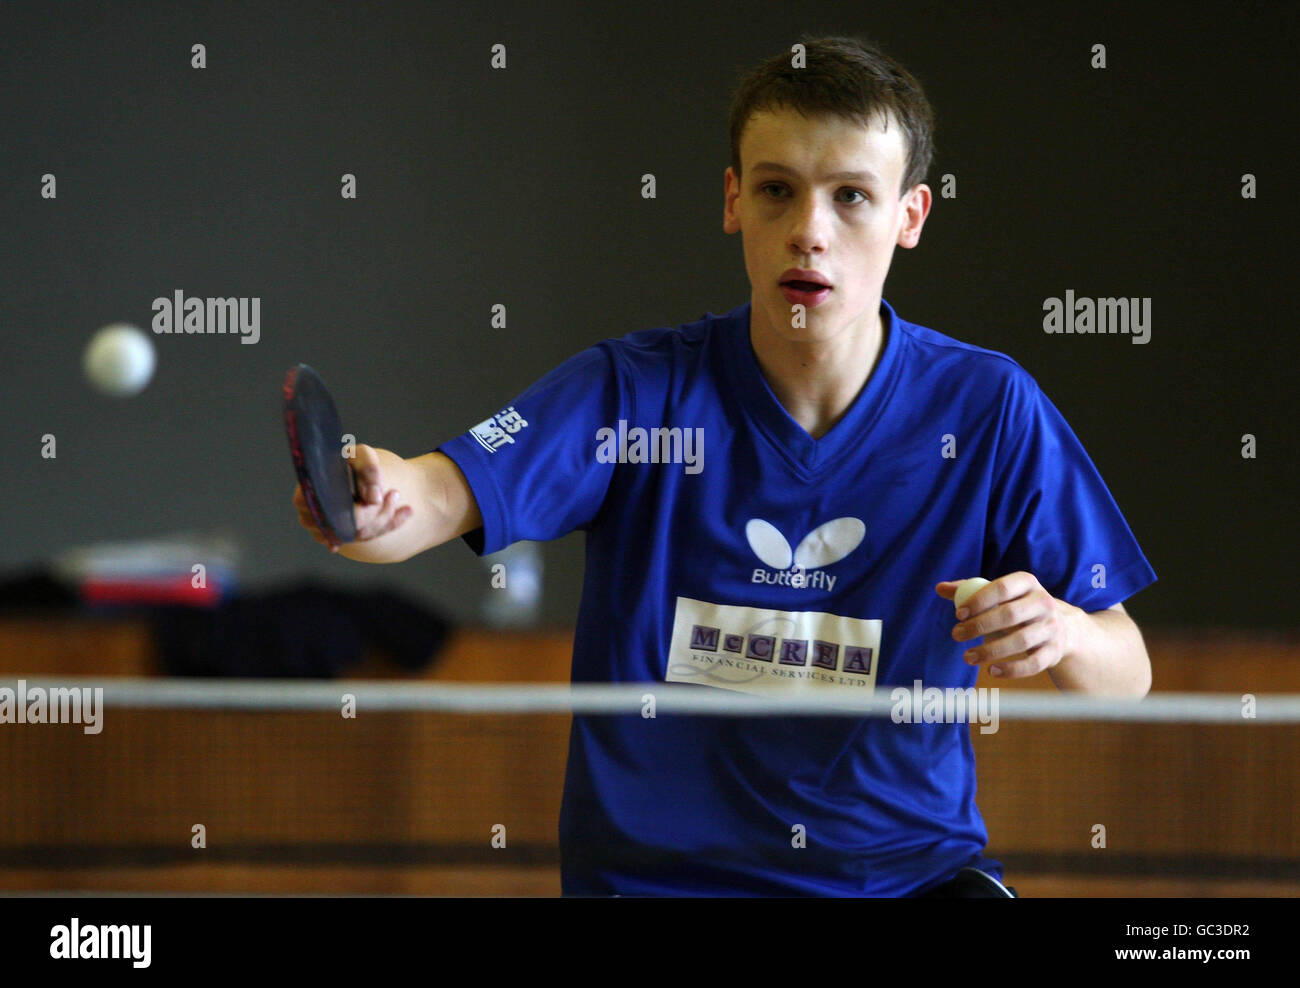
[759,183,867,204]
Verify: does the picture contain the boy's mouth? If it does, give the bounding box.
[779,280,833,308]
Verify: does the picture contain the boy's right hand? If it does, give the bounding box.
[292,443,413,552]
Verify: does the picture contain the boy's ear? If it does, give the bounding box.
[897,183,933,248]
[723,167,741,234]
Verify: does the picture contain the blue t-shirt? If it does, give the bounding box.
[438,299,1157,896]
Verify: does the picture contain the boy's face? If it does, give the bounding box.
[723,107,930,345]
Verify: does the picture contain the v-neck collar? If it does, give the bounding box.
[722,297,903,476]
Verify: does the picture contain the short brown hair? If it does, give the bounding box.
[728,35,935,197]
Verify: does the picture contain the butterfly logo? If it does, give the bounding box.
[745,517,866,571]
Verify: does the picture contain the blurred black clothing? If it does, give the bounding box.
[0,569,452,678]
[151,582,452,677]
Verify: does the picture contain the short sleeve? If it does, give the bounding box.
[436,343,626,556]
[985,373,1157,612]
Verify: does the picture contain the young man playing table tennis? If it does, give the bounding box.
[293,35,1155,896]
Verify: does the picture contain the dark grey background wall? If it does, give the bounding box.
[1,1,1295,629]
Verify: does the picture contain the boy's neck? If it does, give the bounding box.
[748,300,886,441]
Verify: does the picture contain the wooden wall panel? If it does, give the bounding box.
[0,618,1296,895]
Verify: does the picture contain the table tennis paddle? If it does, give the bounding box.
[283,363,359,547]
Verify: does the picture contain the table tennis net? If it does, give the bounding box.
[1,679,1296,894]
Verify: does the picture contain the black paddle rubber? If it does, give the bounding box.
[283,363,358,546]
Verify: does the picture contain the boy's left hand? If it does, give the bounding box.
[935,572,1078,678]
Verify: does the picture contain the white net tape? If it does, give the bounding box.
[1,679,1296,723]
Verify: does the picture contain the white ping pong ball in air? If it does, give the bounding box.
[83,323,156,397]
[953,577,990,613]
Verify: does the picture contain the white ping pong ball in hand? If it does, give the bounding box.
[953,577,990,613]
[84,323,156,397]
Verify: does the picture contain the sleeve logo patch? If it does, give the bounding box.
[471,406,529,453]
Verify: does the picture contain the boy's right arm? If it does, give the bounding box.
[292,445,482,563]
